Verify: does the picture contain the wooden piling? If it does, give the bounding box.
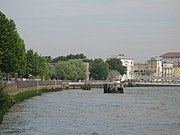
[82,83,91,90]
[104,84,123,93]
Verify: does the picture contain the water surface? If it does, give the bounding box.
[0,87,180,135]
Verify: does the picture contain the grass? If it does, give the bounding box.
[14,89,41,102]
[0,89,41,124]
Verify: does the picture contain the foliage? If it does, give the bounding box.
[55,60,86,80]
[26,49,47,79]
[52,53,86,63]
[44,63,56,80]
[106,58,127,75]
[0,84,63,124]
[43,56,52,63]
[90,58,109,80]
[0,82,15,124]
[0,11,26,76]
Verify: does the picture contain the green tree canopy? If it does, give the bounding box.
[52,53,87,63]
[43,56,52,63]
[45,63,56,80]
[26,49,47,79]
[0,11,26,76]
[106,58,127,75]
[55,60,86,80]
[90,59,109,80]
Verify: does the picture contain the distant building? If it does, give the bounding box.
[173,61,180,67]
[134,58,163,78]
[160,52,180,63]
[174,67,180,77]
[159,52,180,77]
[162,63,174,77]
[107,70,122,82]
[147,58,163,76]
[134,52,180,79]
[134,63,149,76]
[84,62,90,81]
[111,54,134,81]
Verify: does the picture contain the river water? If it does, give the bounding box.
[0,87,180,135]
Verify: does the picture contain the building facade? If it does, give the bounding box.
[156,60,163,76]
[147,58,163,76]
[174,67,180,77]
[134,63,149,76]
[160,52,180,63]
[160,52,180,77]
[84,62,90,81]
[111,54,134,81]
[162,63,174,77]
[133,52,180,81]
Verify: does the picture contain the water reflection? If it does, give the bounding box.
[0,87,180,135]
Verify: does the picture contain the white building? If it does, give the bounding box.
[111,54,134,81]
[156,60,163,76]
[162,63,174,77]
[160,52,180,63]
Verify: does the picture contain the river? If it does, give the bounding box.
[0,87,180,135]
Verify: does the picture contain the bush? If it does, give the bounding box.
[0,82,15,124]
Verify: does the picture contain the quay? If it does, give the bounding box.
[135,82,180,87]
[3,80,124,94]
[3,80,180,95]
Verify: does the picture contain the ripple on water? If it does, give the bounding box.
[1,87,180,135]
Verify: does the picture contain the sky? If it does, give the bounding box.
[0,0,180,62]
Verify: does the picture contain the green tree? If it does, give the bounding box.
[55,60,86,80]
[51,53,87,63]
[26,49,47,79]
[45,63,56,80]
[43,56,52,63]
[0,11,26,77]
[90,59,109,80]
[106,58,126,75]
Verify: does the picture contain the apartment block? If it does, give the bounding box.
[111,54,134,81]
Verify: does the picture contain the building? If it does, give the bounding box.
[174,67,180,77]
[160,52,180,63]
[134,58,164,79]
[173,61,180,67]
[107,70,122,83]
[162,63,174,77]
[147,58,163,76]
[84,62,90,81]
[111,54,134,81]
[134,63,149,76]
[159,52,180,77]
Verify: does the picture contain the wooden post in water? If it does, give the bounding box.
[104,83,123,93]
[82,83,91,90]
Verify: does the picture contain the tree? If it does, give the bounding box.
[43,56,52,63]
[106,58,127,75]
[90,59,109,80]
[51,53,87,63]
[26,49,47,79]
[0,11,26,76]
[45,63,56,80]
[55,60,86,80]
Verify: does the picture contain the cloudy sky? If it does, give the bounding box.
[1,0,180,62]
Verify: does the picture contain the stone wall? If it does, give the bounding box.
[4,80,64,95]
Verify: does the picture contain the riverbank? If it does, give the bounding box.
[0,86,62,124]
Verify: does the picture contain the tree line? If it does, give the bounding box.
[0,11,126,81]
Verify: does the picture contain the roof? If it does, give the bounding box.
[160,52,180,57]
